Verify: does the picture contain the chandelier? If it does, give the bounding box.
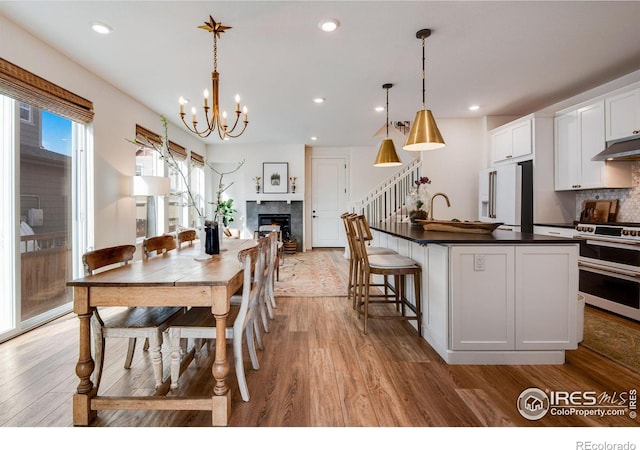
[179,15,248,140]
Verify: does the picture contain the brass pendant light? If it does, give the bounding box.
[374,83,402,167]
[403,29,445,151]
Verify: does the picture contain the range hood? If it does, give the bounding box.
[592,136,640,161]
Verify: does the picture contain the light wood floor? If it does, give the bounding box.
[1,291,639,429]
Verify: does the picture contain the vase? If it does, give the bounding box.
[256,185,260,194]
[291,185,296,194]
[405,186,430,222]
[409,209,428,223]
[194,216,212,260]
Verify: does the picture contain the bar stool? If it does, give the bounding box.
[349,214,422,335]
[341,212,396,309]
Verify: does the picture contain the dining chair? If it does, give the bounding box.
[341,212,396,309]
[245,233,277,351]
[255,224,284,281]
[177,229,197,248]
[82,244,184,389]
[348,214,422,335]
[143,234,177,257]
[168,242,264,402]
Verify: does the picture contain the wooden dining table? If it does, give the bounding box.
[67,238,257,426]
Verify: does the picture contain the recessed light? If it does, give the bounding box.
[319,19,340,33]
[313,97,325,104]
[90,21,113,35]
[468,105,480,111]
[375,106,385,112]
[311,136,318,141]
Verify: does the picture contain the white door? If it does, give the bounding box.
[311,157,346,247]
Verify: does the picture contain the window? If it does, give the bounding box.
[190,152,205,227]
[134,126,164,239]
[167,141,188,232]
[19,102,31,123]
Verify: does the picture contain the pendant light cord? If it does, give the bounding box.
[385,86,390,137]
[421,37,426,109]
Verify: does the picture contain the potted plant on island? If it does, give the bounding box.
[406,176,431,223]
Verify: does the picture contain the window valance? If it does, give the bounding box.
[0,58,94,123]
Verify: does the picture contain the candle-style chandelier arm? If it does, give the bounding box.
[178,14,249,140]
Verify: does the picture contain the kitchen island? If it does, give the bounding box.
[369,222,580,365]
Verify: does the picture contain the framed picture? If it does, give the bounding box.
[263,162,288,193]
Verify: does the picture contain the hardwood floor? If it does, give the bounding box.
[1,249,639,435]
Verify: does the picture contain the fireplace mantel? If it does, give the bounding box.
[245,193,304,203]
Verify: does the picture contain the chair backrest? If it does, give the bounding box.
[82,244,136,275]
[348,215,370,266]
[235,242,265,333]
[143,235,176,258]
[341,212,358,257]
[177,229,197,248]
[258,224,282,242]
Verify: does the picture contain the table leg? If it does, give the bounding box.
[74,312,97,425]
[211,311,231,426]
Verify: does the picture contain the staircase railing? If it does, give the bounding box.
[356,158,423,224]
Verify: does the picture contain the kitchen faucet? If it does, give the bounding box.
[428,192,451,220]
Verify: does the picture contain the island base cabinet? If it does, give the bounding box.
[449,245,578,354]
[515,246,578,350]
[450,246,515,350]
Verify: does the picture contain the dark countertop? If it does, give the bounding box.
[372,222,580,245]
[534,222,576,229]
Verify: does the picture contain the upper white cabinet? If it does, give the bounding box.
[490,115,533,164]
[605,87,640,142]
[554,99,632,191]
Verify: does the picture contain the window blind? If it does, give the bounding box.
[0,58,94,123]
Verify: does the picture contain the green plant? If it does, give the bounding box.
[215,198,237,227]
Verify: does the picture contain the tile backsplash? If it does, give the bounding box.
[575,161,640,222]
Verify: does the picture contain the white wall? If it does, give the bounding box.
[2,16,206,250]
[206,143,305,239]
[419,118,485,221]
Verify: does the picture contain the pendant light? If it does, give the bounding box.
[403,29,445,151]
[374,83,402,167]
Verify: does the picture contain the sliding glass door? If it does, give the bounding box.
[0,95,90,341]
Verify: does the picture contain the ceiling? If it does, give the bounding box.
[3,1,640,147]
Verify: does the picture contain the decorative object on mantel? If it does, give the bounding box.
[289,176,297,193]
[253,176,261,194]
[178,14,249,140]
[406,176,431,223]
[373,83,402,167]
[263,162,288,194]
[403,28,446,151]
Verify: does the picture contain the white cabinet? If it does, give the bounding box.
[490,115,533,164]
[605,88,640,142]
[450,246,515,350]
[555,100,632,190]
[449,245,577,351]
[515,246,577,350]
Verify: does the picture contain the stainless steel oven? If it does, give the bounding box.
[575,223,640,321]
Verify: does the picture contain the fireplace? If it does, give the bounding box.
[258,213,291,240]
[246,201,302,251]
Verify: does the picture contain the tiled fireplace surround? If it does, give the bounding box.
[246,201,303,251]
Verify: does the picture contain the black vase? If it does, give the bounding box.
[205,222,220,255]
